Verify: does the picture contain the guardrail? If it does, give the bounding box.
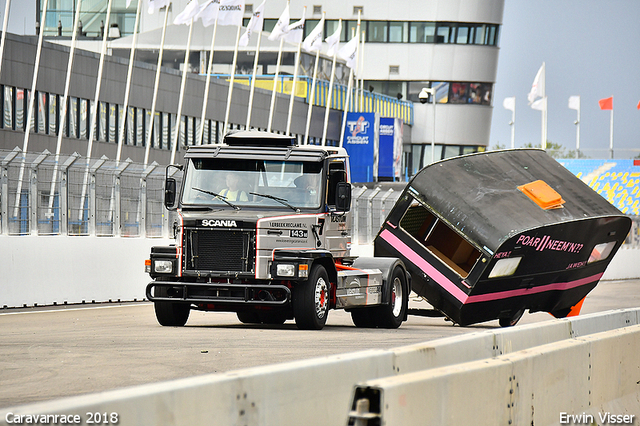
[1,308,638,425]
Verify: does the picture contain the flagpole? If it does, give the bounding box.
[303,48,320,144]
[245,32,262,129]
[78,0,114,221]
[285,6,306,136]
[339,68,354,147]
[359,31,365,112]
[541,62,546,150]
[116,0,143,162]
[44,0,83,219]
[198,19,219,144]
[322,18,340,146]
[267,38,283,132]
[609,105,614,159]
[145,5,169,165]
[510,101,515,149]
[170,18,195,165]
[575,100,580,157]
[353,11,361,113]
[223,25,242,133]
[0,0,12,81]
[16,0,48,222]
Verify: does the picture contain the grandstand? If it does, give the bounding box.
[558,159,640,216]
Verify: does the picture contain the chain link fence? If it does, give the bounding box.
[1,148,638,248]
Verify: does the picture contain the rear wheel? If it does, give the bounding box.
[375,267,408,329]
[154,301,190,326]
[293,265,330,330]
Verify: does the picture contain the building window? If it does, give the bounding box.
[136,107,144,146]
[367,21,387,42]
[409,22,435,43]
[126,106,135,145]
[68,97,78,138]
[108,103,118,144]
[16,88,25,131]
[37,91,47,134]
[79,98,88,139]
[49,93,58,135]
[389,21,408,43]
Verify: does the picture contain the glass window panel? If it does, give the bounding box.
[367,21,387,42]
[487,25,496,45]
[433,82,449,103]
[194,117,201,145]
[163,112,170,150]
[409,22,435,43]
[109,104,117,144]
[69,97,78,138]
[325,20,340,40]
[154,111,161,149]
[443,145,461,159]
[136,107,144,146]
[49,93,57,135]
[79,98,88,139]
[389,22,407,43]
[126,106,135,145]
[469,83,492,105]
[436,24,452,43]
[263,19,277,33]
[407,81,430,102]
[4,86,12,129]
[304,19,320,39]
[37,92,47,133]
[16,88,24,130]
[456,25,469,44]
[345,20,358,41]
[97,102,106,141]
[450,83,469,104]
[474,25,486,44]
[180,116,186,147]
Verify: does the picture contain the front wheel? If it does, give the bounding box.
[375,267,408,329]
[499,308,524,327]
[293,265,330,330]
[154,301,190,326]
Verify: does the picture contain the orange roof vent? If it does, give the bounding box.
[517,180,565,210]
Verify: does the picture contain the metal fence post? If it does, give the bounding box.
[30,150,50,236]
[60,153,80,235]
[140,162,158,238]
[113,158,132,237]
[89,156,108,236]
[1,148,21,235]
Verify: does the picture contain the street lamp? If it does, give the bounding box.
[419,87,436,163]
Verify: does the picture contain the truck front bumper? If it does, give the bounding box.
[146,281,291,306]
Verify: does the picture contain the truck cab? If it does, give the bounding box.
[146,131,410,330]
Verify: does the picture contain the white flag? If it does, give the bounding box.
[302,15,324,53]
[239,0,265,47]
[147,0,170,14]
[531,97,547,111]
[503,96,515,112]
[173,0,201,25]
[196,0,219,27]
[218,0,244,26]
[527,63,545,104]
[325,21,341,57]
[268,3,289,41]
[338,33,359,70]
[284,12,305,44]
[568,95,580,111]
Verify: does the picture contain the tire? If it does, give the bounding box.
[237,311,261,324]
[351,308,378,328]
[293,265,330,330]
[154,301,190,326]
[499,308,524,327]
[375,267,408,329]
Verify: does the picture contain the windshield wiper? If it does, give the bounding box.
[250,192,299,212]
[193,188,240,210]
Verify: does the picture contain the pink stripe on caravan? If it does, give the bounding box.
[465,273,604,304]
[380,229,469,303]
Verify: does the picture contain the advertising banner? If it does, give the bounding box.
[343,112,379,183]
[378,117,403,181]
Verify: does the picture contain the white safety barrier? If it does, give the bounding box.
[0,236,170,308]
[1,308,639,426]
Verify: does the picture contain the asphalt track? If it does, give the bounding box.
[1,279,639,409]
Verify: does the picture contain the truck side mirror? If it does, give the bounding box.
[335,182,351,212]
[165,177,177,209]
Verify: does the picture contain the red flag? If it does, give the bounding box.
[637,100,640,110]
[598,96,613,110]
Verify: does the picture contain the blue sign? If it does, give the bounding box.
[378,117,403,181]
[343,112,378,183]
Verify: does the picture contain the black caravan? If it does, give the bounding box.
[375,149,632,326]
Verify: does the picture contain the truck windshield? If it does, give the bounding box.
[181,158,324,209]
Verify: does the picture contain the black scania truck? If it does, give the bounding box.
[146,131,410,330]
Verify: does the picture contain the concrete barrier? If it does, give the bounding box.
[348,325,640,425]
[2,308,639,426]
[0,236,170,308]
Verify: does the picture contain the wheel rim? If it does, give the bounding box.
[315,277,328,319]
[391,276,403,317]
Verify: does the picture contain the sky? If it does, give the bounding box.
[2,0,639,158]
[491,0,640,158]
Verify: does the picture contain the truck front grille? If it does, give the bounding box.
[184,229,254,273]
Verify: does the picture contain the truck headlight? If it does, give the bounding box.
[276,263,295,277]
[154,260,173,273]
[298,263,309,278]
